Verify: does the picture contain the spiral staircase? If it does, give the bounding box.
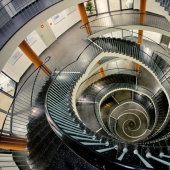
[1,0,170,170]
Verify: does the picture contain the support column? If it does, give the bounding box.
[97,60,105,78]
[136,0,147,72]
[77,3,91,35]
[19,40,51,76]
[138,0,147,44]
[0,134,27,151]
[135,62,140,73]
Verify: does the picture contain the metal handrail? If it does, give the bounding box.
[93,82,158,138]
[0,56,52,138]
[79,68,142,87]
[44,37,170,170]
[81,26,170,60]
[80,13,169,32]
[45,37,170,144]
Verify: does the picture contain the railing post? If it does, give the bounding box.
[146,152,170,166]
[134,150,154,168]
[96,145,118,153]
[118,148,128,161]
[159,152,170,159]
[9,102,15,135]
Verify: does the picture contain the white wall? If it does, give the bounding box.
[2,47,32,82]
[2,30,46,82]
[2,7,81,82]
[29,30,47,55]
[47,7,80,38]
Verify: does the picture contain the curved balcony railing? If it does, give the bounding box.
[107,98,152,137]
[77,68,141,96]
[0,58,53,137]
[0,0,62,49]
[45,37,170,168]
[1,12,170,51]
[82,27,170,62]
[1,35,170,169]
[80,13,170,37]
[94,83,158,137]
[0,56,58,169]
[102,28,170,58]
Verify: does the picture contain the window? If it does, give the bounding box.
[109,0,121,11]
[84,0,97,16]
[0,72,16,97]
[95,0,108,13]
[121,0,134,10]
[94,0,134,14]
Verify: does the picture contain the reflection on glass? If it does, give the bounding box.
[0,72,16,96]
[122,0,134,9]
[0,111,6,129]
[96,0,108,13]
[0,111,11,133]
[84,0,97,16]
[0,92,13,112]
[109,0,120,11]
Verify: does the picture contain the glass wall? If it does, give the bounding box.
[84,0,97,16]
[94,0,134,14]
[0,92,13,112]
[121,0,134,10]
[95,0,108,13]
[0,72,16,130]
[0,111,7,130]
[109,0,120,11]
[0,72,16,97]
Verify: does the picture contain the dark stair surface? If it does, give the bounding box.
[134,92,155,130]
[25,74,98,170]
[27,113,98,170]
[77,74,136,135]
[147,89,169,140]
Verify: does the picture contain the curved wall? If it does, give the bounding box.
[0,0,85,71]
